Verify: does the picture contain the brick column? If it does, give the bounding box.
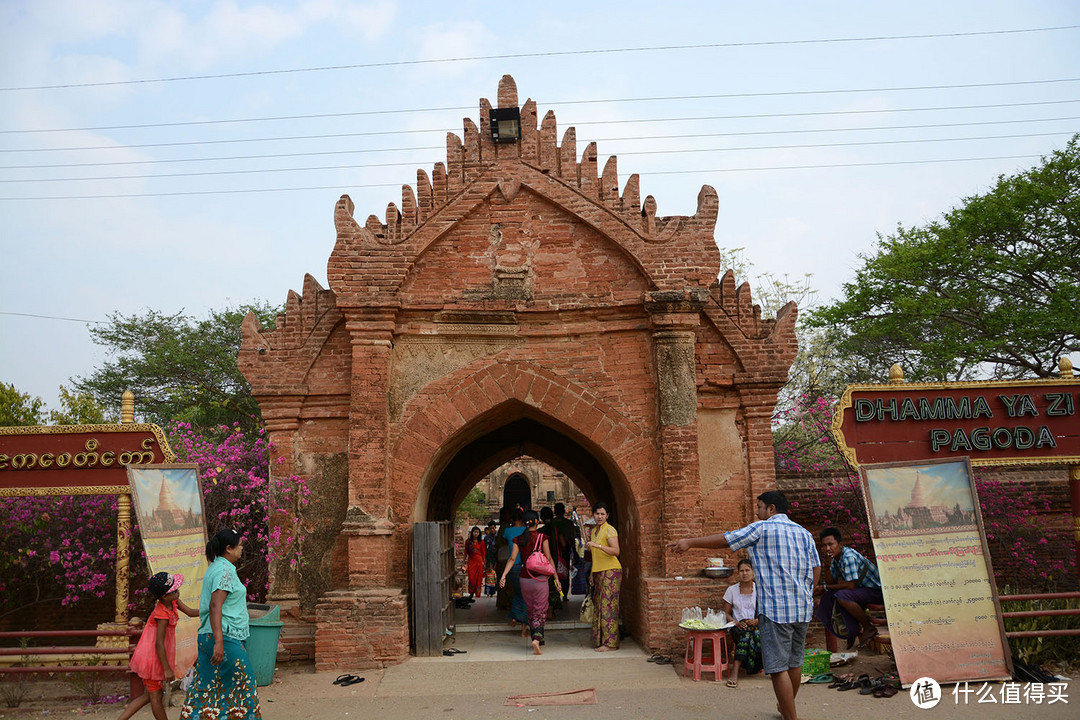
[343,311,396,587]
[258,396,304,599]
[646,289,708,577]
[257,396,313,660]
[313,310,408,670]
[736,382,786,507]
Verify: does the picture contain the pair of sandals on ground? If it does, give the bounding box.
[332,674,365,686]
[807,672,900,697]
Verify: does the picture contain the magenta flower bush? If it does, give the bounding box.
[0,422,307,622]
[167,422,309,600]
[0,495,119,618]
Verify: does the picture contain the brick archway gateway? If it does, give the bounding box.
[238,76,798,670]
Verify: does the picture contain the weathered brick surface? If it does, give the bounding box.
[238,76,799,666]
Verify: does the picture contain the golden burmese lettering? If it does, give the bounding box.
[0,438,156,471]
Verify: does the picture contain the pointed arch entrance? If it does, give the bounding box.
[412,403,635,647]
[501,473,531,512]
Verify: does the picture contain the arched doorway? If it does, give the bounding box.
[502,472,531,511]
[413,407,638,646]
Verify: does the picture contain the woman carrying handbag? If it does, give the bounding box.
[500,510,561,655]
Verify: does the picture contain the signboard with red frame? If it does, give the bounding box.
[831,378,1080,468]
[0,424,175,493]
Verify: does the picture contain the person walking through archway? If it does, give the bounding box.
[464,526,486,598]
[669,491,819,720]
[501,507,528,629]
[500,511,561,654]
[549,503,578,601]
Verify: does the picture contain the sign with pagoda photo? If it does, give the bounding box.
[127,464,208,674]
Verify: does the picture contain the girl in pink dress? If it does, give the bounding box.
[118,572,198,720]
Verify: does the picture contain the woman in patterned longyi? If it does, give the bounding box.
[179,528,261,720]
[585,501,622,651]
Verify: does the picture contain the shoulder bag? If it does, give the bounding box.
[524,533,556,577]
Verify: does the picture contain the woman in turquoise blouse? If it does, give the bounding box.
[179,528,261,719]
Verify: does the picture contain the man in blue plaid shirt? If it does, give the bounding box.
[815,527,883,649]
[670,491,819,720]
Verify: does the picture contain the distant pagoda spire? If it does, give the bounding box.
[156,477,187,527]
[907,470,926,507]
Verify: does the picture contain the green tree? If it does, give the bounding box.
[807,136,1080,381]
[72,303,278,432]
[0,383,45,426]
[47,386,107,425]
[455,487,488,524]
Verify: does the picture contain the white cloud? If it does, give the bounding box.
[339,0,398,42]
[413,21,495,77]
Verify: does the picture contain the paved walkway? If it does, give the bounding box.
[3,607,1073,719]
[256,641,1075,720]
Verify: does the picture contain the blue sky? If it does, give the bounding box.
[1,1,1078,412]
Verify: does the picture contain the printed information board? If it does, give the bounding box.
[860,458,1012,686]
[127,465,207,675]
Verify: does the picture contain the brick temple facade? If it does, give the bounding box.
[238,76,798,669]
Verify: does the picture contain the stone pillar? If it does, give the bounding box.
[342,312,396,584]
[646,289,708,576]
[314,310,407,670]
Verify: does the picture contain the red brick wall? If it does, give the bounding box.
[238,75,799,667]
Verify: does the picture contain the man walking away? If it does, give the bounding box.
[669,491,819,720]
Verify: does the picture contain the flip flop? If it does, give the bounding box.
[653,656,673,665]
[340,676,365,686]
[726,680,739,688]
[646,653,665,662]
[807,673,836,684]
[828,674,852,689]
[446,648,467,654]
[333,674,360,685]
[859,677,883,695]
[838,674,869,691]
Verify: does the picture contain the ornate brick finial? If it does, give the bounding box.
[1060,356,1074,378]
[497,75,518,109]
[121,390,135,423]
[888,364,904,384]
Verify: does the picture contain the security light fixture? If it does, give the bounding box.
[489,107,521,143]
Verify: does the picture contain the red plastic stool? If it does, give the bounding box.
[683,629,730,682]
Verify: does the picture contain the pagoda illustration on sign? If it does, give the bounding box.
[153,476,198,531]
[876,470,975,532]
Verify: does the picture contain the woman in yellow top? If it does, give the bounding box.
[585,501,621,651]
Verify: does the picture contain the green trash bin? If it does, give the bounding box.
[246,604,283,687]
